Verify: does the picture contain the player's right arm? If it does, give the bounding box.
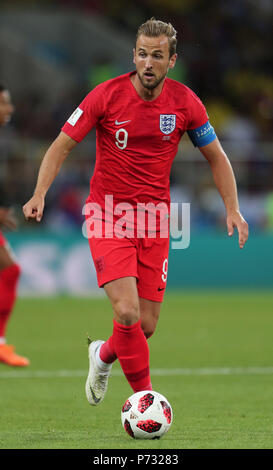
[23,131,77,222]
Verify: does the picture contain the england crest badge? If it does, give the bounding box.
[160,114,176,135]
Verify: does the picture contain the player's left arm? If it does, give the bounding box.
[199,137,249,249]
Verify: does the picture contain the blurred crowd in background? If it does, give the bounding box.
[0,0,273,234]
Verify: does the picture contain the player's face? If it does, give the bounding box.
[0,90,14,126]
[134,35,177,90]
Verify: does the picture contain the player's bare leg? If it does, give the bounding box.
[139,297,161,339]
[104,276,140,325]
[99,281,162,362]
[97,293,161,363]
[85,277,140,405]
[0,244,29,367]
[104,276,152,391]
[85,277,154,405]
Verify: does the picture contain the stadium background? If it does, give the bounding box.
[1,0,273,451]
[0,0,272,295]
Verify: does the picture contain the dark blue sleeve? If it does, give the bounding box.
[187,120,217,147]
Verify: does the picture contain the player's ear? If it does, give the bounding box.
[169,53,177,69]
[133,48,136,65]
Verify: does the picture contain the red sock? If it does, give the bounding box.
[112,319,152,392]
[99,328,154,363]
[0,264,21,338]
[99,335,117,364]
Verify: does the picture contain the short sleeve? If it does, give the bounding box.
[186,89,217,147]
[187,90,209,130]
[61,83,106,142]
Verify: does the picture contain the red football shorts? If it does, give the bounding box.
[87,232,169,302]
[0,230,6,247]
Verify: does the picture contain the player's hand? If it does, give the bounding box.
[226,210,248,249]
[23,193,45,222]
[0,207,17,231]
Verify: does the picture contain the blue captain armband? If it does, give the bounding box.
[187,120,217,147]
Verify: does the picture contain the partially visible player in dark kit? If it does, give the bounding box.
[0,84,29,367]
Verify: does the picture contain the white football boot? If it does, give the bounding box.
[85,339,112,406]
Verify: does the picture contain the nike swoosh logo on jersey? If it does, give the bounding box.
[115,119,131,125]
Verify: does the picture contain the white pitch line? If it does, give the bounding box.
[0,366,273,379]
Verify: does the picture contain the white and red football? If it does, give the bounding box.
[121,390,173,439]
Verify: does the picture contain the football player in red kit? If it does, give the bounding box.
[23,19,248,402]
[0,85,29,366]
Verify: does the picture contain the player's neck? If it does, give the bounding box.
[131,73,165,102]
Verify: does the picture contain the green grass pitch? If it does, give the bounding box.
[0,291,272,449]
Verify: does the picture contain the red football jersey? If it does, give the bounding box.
[62,71,209,210]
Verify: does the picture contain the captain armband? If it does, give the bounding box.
[187,120,217,147]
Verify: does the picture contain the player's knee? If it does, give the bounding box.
[141,320,157,339]
[143,329,154,339]
[114,299,140,326]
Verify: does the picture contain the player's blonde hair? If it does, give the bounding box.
[136,18,177,57]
